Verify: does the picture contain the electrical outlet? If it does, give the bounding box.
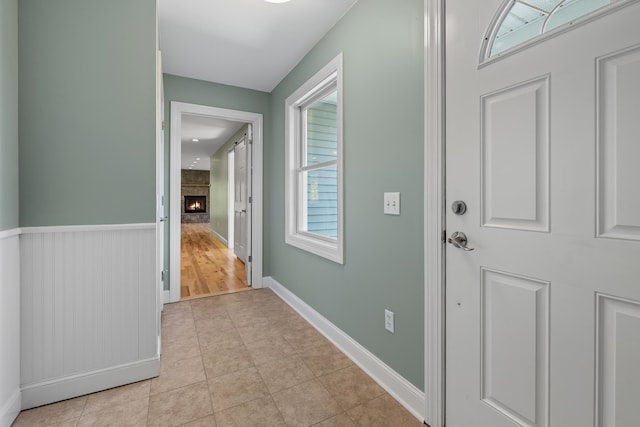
[385,309,395,334]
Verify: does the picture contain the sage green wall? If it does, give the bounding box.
[163,74,270,290]
[19,0,157,227]
[0,0,18,231]
[210,124,249,241]
[267,0,425,389]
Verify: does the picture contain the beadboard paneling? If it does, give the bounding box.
[20,225,159,408]
[0,231,21,426]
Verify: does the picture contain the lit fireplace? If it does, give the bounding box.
[185,196,206,213]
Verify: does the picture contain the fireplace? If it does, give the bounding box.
[185,196,206,213]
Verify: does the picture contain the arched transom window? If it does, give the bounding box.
[482,0,638,61]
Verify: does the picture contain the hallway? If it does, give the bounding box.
[181,223,250,300]
[12,289,423,426]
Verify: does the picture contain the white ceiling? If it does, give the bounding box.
[158,0,358,92]
[180,114,244,170]
[161,0,358,171]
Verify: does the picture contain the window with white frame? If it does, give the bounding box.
[285,53,343,264]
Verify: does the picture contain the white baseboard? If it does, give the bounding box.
[21,357,160,410]
[264,276,426,423]
[210,228,228,247]
[0,389,21,427]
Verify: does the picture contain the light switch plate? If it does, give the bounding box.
[384,192,400,215]
[385,309,395,333]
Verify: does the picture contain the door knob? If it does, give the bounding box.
[447,231,474,251]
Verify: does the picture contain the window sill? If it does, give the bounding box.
[285,232,343,264]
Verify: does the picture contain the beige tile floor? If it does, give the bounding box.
[13,289,425,427]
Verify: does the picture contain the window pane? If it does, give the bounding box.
[305,91,337,166]
[544,0,609,32]
[489,0,615,58]
[300,165,337,239]
[523,0,558,13]
[492,2,547,56]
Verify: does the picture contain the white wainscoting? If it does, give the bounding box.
[0,229,21,426]
[264,276,426,423]
[20,224,160,409]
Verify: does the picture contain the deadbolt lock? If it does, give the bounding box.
[452,200,467,215]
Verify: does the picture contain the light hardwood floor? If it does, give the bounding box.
[180,223,250,300]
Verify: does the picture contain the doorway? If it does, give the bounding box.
[169,102,264,303]
[180,120,247,300]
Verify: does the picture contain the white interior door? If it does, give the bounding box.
[233,136,249,271]
[227,149,235,250]
[445,2,640,426]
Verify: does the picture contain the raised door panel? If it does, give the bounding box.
[597,45,640,240]
[596,294,640,427]
[481,268,549,427]
[481,76,550,232]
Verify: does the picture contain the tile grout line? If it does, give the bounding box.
[222,296,288,422]
[258,303,348,426]
[144,381,152,427]
[196,298,219,423]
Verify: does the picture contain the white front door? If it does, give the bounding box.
[445,1,640,426]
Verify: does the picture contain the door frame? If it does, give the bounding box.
[155,50,164,344]
[168,101,264,303]
[424,0,446,426]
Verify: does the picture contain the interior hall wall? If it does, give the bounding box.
[266,0,425,390]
